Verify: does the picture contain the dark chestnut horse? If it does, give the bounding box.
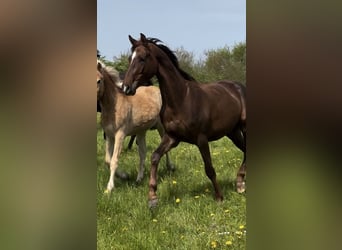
[123,33,246,207]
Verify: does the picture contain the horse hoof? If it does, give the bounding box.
[215,195,223,202]
[236,181,246,193]
[148,198,158,209]
[115,170,129,180]
[167,163,176,172]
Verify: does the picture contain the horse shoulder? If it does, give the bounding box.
[135,86,161,109]
[128,87,160,123]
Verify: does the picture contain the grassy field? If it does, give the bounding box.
[97,115,246,249]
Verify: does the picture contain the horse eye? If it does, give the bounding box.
[97,79,101,84]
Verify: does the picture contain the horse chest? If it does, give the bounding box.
[165,120,181,131]
[164,119,190,138]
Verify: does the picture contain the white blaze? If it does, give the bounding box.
[131,51,137,64]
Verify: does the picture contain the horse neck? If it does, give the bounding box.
[100,73,118,119]
[155,54,188,109]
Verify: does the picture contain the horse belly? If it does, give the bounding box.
[207,114,240,141]
[126,119,157,136]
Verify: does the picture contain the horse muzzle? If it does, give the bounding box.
[122,82,138,95]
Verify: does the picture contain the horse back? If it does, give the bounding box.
[189,81,244,140]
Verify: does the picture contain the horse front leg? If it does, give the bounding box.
[155,120,175,171]
[149,134,179,208]
[105,131,125,193]
[136,132,146,183]
[197,134,223,201]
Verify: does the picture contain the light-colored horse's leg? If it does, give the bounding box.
[156,121,175,171]
[105,136,114,167]
[106,130,125,192]
[135,132,146,183]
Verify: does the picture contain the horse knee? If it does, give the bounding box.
[151,152,161,166]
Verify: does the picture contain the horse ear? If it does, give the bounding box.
[140,33,148,44]
[129,35,137,45]
[97,61,102,71]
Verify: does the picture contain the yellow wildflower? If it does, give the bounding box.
[175,198,181,203]
[225,240,232,246]
[194,195,200,199]
[172,180,177,184]
[152,219,158,222]
[211,241,217,248]
[239,225,245,229]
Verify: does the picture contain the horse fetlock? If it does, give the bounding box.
[215,194,224,202]
[236,181,246,193]
[148,197,158,209]
[167,162,176,172]
[136,172,144,183]
[106,186,114,193]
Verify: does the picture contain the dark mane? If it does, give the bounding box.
[147,37,196,82]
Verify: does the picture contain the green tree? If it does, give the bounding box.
[112,53,130,73]
[202,43,246,84]
[100,41,246,85]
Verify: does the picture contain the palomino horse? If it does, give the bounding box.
[97,60,173,192]
[97,72,153,150]
[123,34,246,207]
[96,50,148,150]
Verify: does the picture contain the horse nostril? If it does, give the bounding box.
[123,85,129,94]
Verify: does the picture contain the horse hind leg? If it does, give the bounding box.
[127,135,136,150]
[228,128,246,193]
[136,132,146,183]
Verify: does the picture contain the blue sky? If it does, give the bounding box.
[97,0,245,61]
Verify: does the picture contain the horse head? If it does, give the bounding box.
[123,33,158,95]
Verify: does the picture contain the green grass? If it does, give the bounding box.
[97,115,246,249]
